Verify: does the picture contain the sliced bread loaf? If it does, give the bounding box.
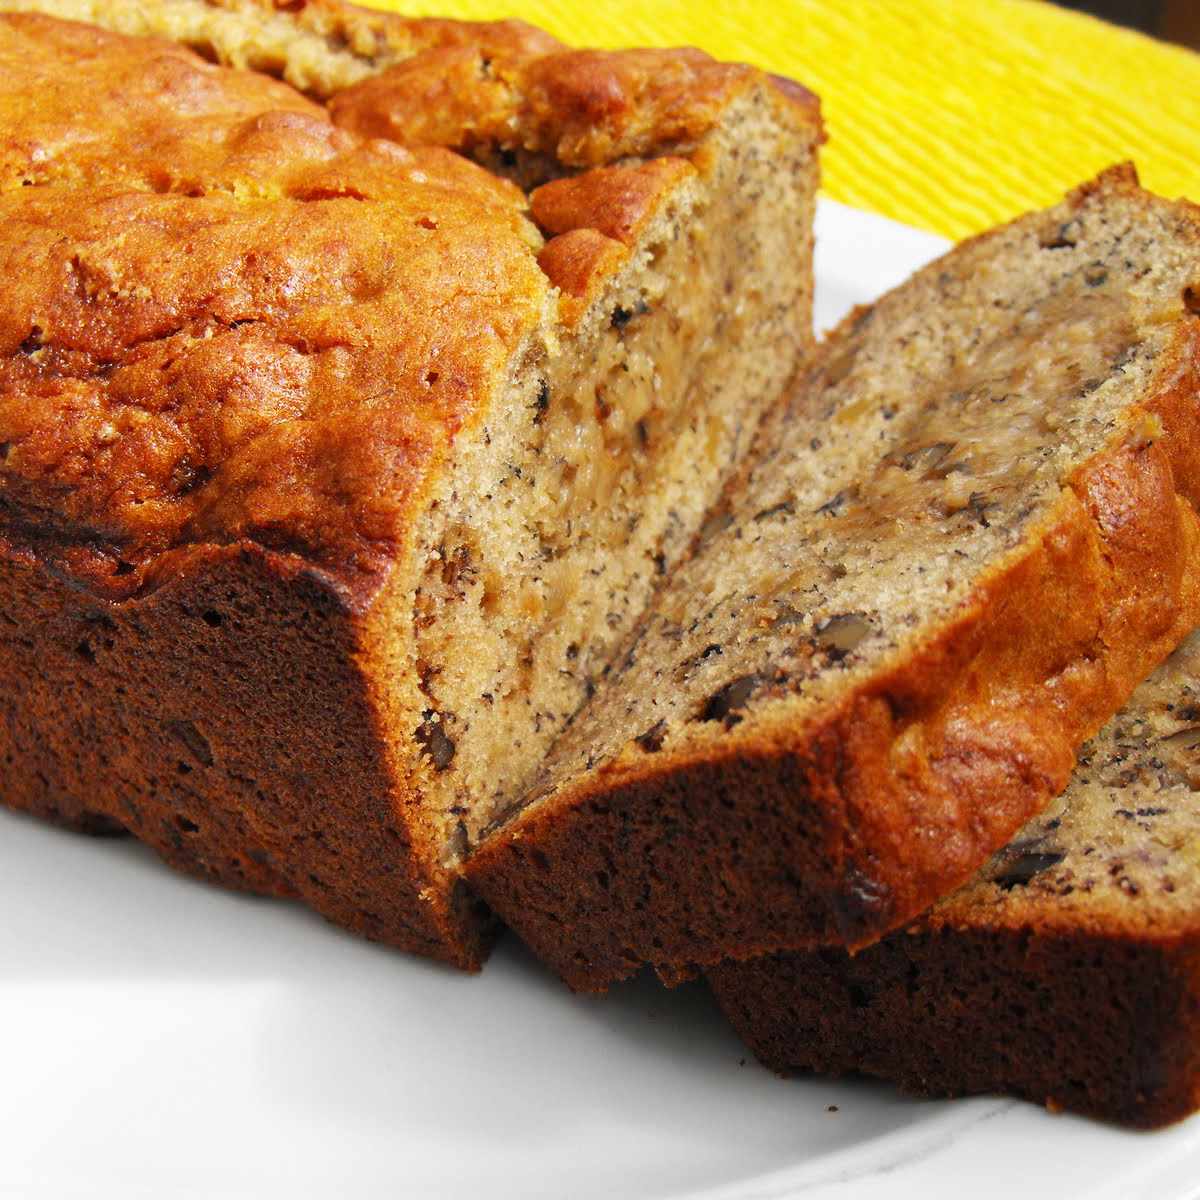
[708,628,1200,1128]
[0,10,820,966]
[467,165,1200,989]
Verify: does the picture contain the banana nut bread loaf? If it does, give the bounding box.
[467,165,1200,990]
[708,628,1200,1129]
[0,5,821,967]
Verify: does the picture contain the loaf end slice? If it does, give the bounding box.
[467,165,1200,988]
[0,11,819,966]
[708,629,1200,1128]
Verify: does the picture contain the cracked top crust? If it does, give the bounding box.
[332,43,771,167]
[6,0,820,161]
[0,7,818,601]
[0,12,549,599]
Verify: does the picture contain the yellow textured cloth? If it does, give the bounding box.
[365,0,1200,239]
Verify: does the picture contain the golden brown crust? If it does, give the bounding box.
[535,229,629,328]
[0,12,546,600]
[327,32,793,169]
[0,8,320,165]
[465,206,1200,991]
[3,0,825,160]
[514,48,756,167]
[212,0,823,148]
[708,931,1200,1129]
[530,159,696,244]
[326,43,525,152]
[0,7,817,603]
[0,14,528,209]
[0,180,541,595]
[528,159,698,325]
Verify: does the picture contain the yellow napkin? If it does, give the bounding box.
[366,0,1200,239]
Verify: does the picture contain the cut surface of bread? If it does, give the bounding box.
[0,7,820,966]
[467,165,1200,989]
[708,629,1200,1128]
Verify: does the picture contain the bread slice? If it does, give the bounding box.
[467,165,1200,989]
[0,9,820,966]
[708,628,1200,1129]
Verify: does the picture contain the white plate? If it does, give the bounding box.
[3,199,1199,1200]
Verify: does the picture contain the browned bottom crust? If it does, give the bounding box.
[707,929,1200,1129]
[0,542,498,970]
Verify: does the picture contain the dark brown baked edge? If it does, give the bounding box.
[465,231,1200,992]
[706,927,1200,1129]
[0,539,497,970]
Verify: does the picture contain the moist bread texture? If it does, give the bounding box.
[0,7,821,966]
[467,166,1200,990]
[708,629,1200,1128]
